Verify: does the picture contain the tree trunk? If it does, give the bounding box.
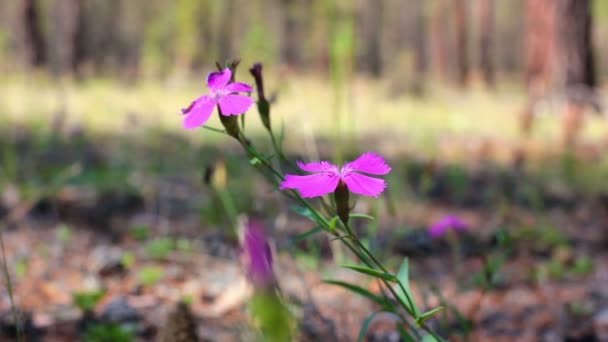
[555,0,595,148]
[410,0,428,96]
[281,0,301,68]
[478,0,495,88]
[218,0,235,63]
[453,0,469,87]
[50,0,82,75]
[519,0,556,137]
[360,0,383,77]
[430,0,448,82]
[19,0,46,67]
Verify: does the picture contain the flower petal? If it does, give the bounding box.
[225,82,253,93]
[182,96,216,129]
[280,173,340,198]
[341,172,387,197]
[243,219,274,286]
[428,223,448,239]
[296,160,339,173]
[218,94,254,115]
[207,68,232,90]
[343,152,391,175]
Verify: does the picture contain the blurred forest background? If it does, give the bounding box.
[2,0,607,88]
[3,0,608,341]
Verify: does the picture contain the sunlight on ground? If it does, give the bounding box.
[2,73,608,153]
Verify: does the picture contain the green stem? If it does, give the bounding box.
[206,123,442,340]
[0,226,22,342]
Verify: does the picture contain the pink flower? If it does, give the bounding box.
[241,219,274,287]
[280,153,391,198]
[428,215,468,238]
[181,68,254,130]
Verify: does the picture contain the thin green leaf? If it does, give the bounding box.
[328,216,340,231]
[202,125,226,134]
[342,265,398,282]
[290,205,317,222]
[397,324,417,342]
[329,235,351,242]
[323,280,390,308]
[290,226,323,245]
[422,334,441,342]
[249,153,275,165]
[397,258,419,316]
[357,312,379,342]
[278,120,286,148]
[349,213,375,220]
[416,306,444,326]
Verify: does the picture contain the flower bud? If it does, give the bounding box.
[334,181,350,226]
[249,63,272,132]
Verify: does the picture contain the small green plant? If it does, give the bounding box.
[121,252,136,269]
[128,225,150,241]
[572,256,594,275]
[138,266,164,286]
[84,323,134,342]
[14,256,28,279]
[56,224,72,244]
[73,290,106,312]
[176,237,193,254]
[144,237,173,260]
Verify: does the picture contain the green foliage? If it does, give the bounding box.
[357,311,379,342]
[249,291,292,342]
[145,238,174,260]
[56,224,72,244]
[323,279,390,308]
[14,256,28,279]
[121,252,136,269]
[572,256,594,275]
[73,290,106,312]
[138,266,164,286]
[342,265,398,282]
[84,323,134,342]
[241,23,278,64]
[129,225,150,241]
[176,237,193,254]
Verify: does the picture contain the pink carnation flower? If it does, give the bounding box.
[181,68,254,130]
[241,219,274,287]
[280,152,391,198]
[428,215,468,238]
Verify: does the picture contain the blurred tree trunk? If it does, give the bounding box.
[478,0,495,88]
[410,0,428,96]
[519,0,556,137]
[360,0,383,77]
[430,0,448,81]
[50,0,82,75]
[556,0,595,149]
[19,0,46,67]
[280,0,302,68]
[453,0,469,87]
[218,0,235,62]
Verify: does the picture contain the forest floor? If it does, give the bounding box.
[2,77,608,341]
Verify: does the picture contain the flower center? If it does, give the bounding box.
[339,165,353,177]
[211,89,228,100]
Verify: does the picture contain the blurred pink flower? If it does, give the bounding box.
[428,215,468,238]
[280,152,391,198]
[181,68,254,130]
[241,219,274,287]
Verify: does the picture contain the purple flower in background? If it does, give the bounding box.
[428,215,468,238]
[181,68,254,130]
[242,219,274,287]
[280,152,391,198]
